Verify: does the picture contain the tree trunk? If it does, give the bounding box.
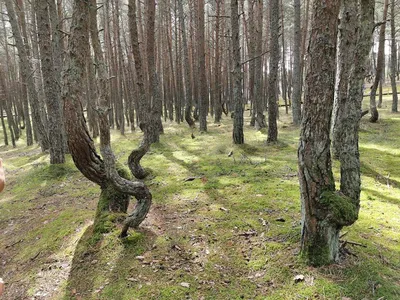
[64,0,152,238]
[231,0,244,144]
[198,0,208,132]
[390,0,398,112]
[147,0,163,138]
[177,0,195,128]
[331,0,358,159]
[291,0,302,125]
[128,0,157,179]
[267,0,279,143]
[369,0,388,122]
[298,0,348,266]
[36,0,65,164]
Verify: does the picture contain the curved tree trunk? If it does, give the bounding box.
[63,0,152,238]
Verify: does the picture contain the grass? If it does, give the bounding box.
[1,96,400,299]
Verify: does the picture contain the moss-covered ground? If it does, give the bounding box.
[0,96,399,299]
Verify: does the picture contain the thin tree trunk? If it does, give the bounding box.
[231,0,244,144]
[369,0,388,122]
[198,0,208,132]
[391,0,398,113]
[267,0,279,142]
[293,0,303,125]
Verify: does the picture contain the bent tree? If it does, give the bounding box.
[63,0,151,238]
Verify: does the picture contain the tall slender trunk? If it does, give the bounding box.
[267,0,279,142]
[390,0,398,112]
[198,0,208,132]
[292,0,302,125]
[369,0,388,122]
[231,0,243,144]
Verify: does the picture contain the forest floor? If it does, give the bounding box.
[0,98,400,300]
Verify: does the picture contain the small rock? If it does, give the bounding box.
[91,260,98,264]
[275,217,286,222]
[136,256,145,261]
[180,282,190,288]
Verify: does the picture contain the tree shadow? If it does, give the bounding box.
[64,225,156,299]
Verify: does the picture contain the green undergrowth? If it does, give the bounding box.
[1,96,400,299]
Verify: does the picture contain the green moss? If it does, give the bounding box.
[320,190,358,225]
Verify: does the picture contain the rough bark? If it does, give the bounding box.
[267,0,279,143]
[390,0,398,112]
[292,0,302,125]
[36,0,65,164]
[339,0,375,202]
[298,0,349,266]
[331,0,358,159]
[231,0,244,144]
[369,0,388,122]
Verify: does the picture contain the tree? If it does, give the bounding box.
[63,0,152,238]
[299,0,375,266]
[369,0,389,122]
[231,0,244,144]
[267,0,279,143]
[178,0,195,128]
[198,0,208,132]
[36,0,65,164]
[298,0,343,266]
[390,0,398,113]
[291,0,302,125]
[128,0,160,179]
[331,0,358,159]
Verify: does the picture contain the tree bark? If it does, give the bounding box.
[36,0,65,164]
[267,0,279,142]
[291,0,302,125]
[231,0,244,144]
[331,0,358,159]
[298,0,349,266]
